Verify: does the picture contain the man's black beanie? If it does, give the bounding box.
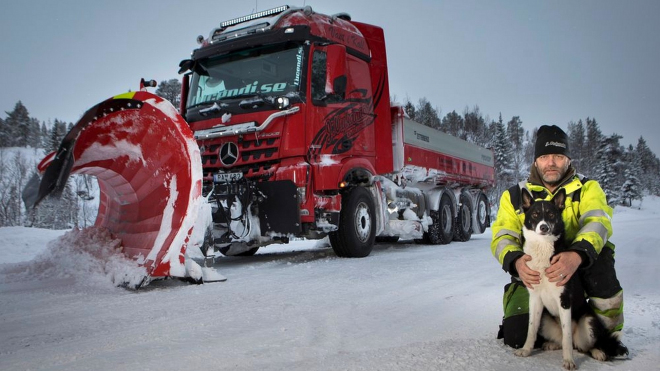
[534,125,570,159]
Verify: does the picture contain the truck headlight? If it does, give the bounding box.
[276,96,290,110]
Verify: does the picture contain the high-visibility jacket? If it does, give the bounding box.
[491,172,614,274]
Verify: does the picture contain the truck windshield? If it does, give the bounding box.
[187,44,304,108]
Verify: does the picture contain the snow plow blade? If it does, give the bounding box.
[27,91,211,281]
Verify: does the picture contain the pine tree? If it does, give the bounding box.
[492,114,515,194]
[3,101,31,147]
[403,98,416,120]
[47,119,67,153]
[567,120,585,171]
[583,117,603,176]
[155,79,182,108]
[40,122,49,148]
[594,134,624,206]
[28,117,41,148]
[506,116,525,182]
[0,116,6,147]
[440,110,463,137]
[463,106,488,146]
[523,129,536,171]
[636,136,660,195]
[619,145,643,207]
[415,98,441,129]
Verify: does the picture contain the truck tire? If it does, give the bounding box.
[219,245,260,257]
[474,192,490,234]
[426,193,454,245]
[329,186,376,257]
[453,193,473,242]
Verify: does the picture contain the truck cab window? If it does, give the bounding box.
[312,50,344,104]
[311,50,327,102]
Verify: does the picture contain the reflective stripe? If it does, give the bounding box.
[590,291,624,332]
[494,228,521,241]
[577,222,609,243]
[495,239,519,261]
[579,209,610,226]
[590,291,623,310]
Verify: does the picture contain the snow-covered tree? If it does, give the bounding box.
[0,151,31,226]
[620,145,643,207]
[155,79,182,108]
[636,136,660,195]
[522,129,536,172]
[28,117,41,148]
[47,119,68,153]
[40,122,49,148]
[506,116,525,182]
[567,120,585,171]
[403,98,416,120]
[593,134,624,206]
[415,98,441,129]
[0,117,5,147]
[583,117,603,177]
[492,114,515,193]
[463,105,488,146]
[440,110,463,138]
[3,101,31,147]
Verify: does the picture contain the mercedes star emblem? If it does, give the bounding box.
[219,142,239,166]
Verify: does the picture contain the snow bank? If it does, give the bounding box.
[0,227,147,289]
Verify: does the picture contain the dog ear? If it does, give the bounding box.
[521,188,534,212]
[553,189,567,210]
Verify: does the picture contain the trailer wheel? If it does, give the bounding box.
[453,194,473,242]
[475,192,490,234]
[329,186,376,257]
[425,193,454,245]
[219,245,260,257]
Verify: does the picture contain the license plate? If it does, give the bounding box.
[214,172,243,183]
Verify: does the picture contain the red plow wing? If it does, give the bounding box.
[31,91,205,280]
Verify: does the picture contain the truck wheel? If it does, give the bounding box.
[329,186,376,257]
[453,194,473,242]
[219,245,260,256]
[426,193,454,245]
[474,192,490,234]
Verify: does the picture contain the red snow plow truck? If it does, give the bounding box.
[25,5,494,284]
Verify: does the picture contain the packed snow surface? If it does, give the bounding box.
[1,197,660,370]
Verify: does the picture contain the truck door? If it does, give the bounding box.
[306,44,376,190]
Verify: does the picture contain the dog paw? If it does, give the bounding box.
[590,348,607,361]
[542,341,562,351]
[562,359,577,370]
[514,348,531,357]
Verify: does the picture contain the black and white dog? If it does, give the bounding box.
[513,189,628,370]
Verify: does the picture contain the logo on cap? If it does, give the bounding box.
[545,141,567,148]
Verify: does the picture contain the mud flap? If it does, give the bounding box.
[255,180,301,235]
[26,91,205,280]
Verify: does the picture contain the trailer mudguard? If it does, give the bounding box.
[28,91,203,279]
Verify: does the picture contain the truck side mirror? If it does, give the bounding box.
[178,59,194,74]
[326,44,347,99]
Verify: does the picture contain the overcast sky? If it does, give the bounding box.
[2,0,659,156]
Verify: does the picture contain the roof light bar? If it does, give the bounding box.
[221,5,290,28]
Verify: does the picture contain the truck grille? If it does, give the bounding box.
[200,137,280,182]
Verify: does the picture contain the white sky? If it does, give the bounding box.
[2,0,659,157]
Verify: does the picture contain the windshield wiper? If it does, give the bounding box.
[233,92,277,109]
[190,101,233,117]
[199,102,223,116]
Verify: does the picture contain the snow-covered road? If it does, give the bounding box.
[1,198,659,370]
